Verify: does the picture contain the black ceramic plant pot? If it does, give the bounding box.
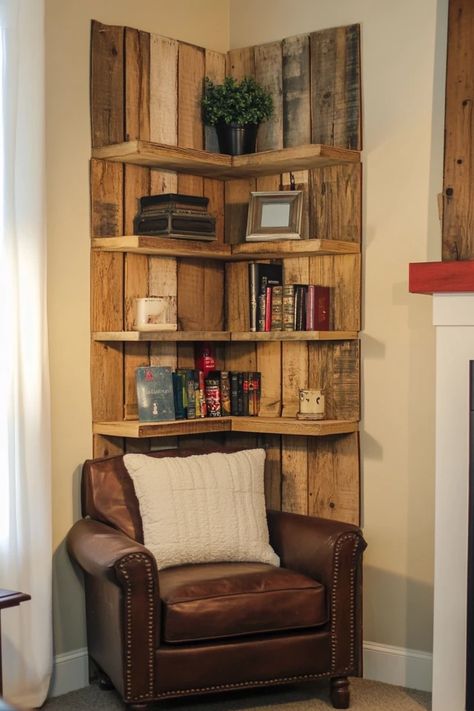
[215,123,259,155]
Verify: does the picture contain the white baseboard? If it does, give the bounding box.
[50,647,89,697]
[363,641,433,692]
[49,641,433,698]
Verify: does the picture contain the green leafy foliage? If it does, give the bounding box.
[201,76,274,127]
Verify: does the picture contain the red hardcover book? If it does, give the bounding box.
[264,287,272,331]
[314,286,330,330]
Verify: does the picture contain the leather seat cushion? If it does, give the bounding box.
[159,561,327,644]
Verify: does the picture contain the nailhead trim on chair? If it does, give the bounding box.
[117,553,155,701]
[330,533,363,674]
[155,670,334,698]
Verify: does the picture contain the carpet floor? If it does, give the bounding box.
[43,679,431,710]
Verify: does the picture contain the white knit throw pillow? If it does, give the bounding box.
[123,449,279,571]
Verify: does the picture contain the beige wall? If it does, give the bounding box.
[47,0,447,659]
[46,0,230,656]
[230,0,448,652]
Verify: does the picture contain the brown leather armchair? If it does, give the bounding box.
[67,446,367,710]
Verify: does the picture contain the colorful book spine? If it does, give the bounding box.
[230,372,239,415]
[185,370,196,419]
[258,292,266,331]
[248,372,255,416]
[204,372,221,417]
[314,286,330,330]
[242,372,250,415]
[283,284,295,331]
[220,371,231,415]
[172,372,186,419]
[237,372,244,415]
[294,285,307,331]
[248,262,258,332]
[264,287,272,331]
[255,372,261,416]
[271,285,283,331]
[306,285,315,330]
[194,370,207,418]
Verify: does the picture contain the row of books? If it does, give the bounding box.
[136,366,262,422]
[249,262,330,332]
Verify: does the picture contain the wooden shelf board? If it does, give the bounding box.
[93,417,359,438]
[92,140,360,179]
[230,144,360,177]
[92,236,359,260]
[231,417,359,436]
[231,330,358,341]
[92,140,232,176]
[93,418,233,438]
[229,239,360,259]
[93,330,357,342]
[93,331,231,342]
[91,236,232,259]
[409,260,474,294]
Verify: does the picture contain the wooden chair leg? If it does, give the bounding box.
[97,670,114,690]
[330,676,350,709]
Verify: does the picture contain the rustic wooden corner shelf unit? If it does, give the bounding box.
[90,20,362,523]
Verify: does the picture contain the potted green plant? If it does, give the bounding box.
[201,76,273,155]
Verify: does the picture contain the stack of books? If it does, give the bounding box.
[136,367,261,421]
[248,262,330,332]
[133,193,216,241]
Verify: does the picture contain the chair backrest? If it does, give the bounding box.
[82,444,248,542]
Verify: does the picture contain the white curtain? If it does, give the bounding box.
[0,0,52,706]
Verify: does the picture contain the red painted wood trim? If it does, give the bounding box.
[409,261,474,294]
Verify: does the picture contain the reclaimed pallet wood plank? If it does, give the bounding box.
[307,432,359,524]
[282,34,311,147]
[149,34,179,371]
[310,25,361,150]
[150,34,178,145]
[308,340,360,421]
[259,434,282,510]
[226,46,255,79]
[90,21,124,148]
[225,178,255,244]
[309,164,361,243]
[125,27,150,142]
[204,49,226,153]
[443,0,474,259]
[178,42,205,151]
[255,41,283,151]
[90,159,124,456]
[123,164,150,423]
[281,436,308,514]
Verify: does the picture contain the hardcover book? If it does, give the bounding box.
[306,285,316,330]
[205,371,222,417]
[136,366,175,422]
[230,372,239,415]
[220,371,231,416]
[172,372,186,420]
[271,285,283,331]
[283,284,295,331]
[248,262,283,332]
[314,286,330,330]
[293,284,308,331]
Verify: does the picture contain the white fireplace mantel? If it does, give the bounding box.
[432,292,474,711]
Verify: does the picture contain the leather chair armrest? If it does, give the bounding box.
[267,510,366,587]
[267,510,367,675]
[67,519,159,702]
[67,518,157,582]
